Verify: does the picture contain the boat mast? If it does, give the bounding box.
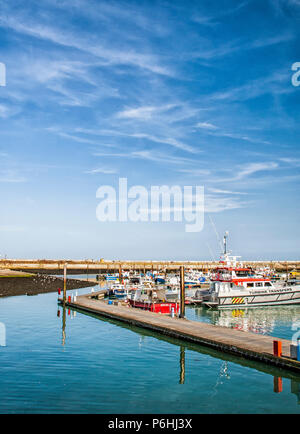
[223,231,229,255]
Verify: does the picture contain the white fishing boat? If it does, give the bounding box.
[201,232,300,309]
[164,285,179,301]
[108,283,129,298]
[165,276,179,285]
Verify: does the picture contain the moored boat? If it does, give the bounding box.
[108,283,129,299]
[201,233,300,309]
[105,274,118,281]
[129,288,180,314]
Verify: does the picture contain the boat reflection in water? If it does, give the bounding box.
[191,305,300,337]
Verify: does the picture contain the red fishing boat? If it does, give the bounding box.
[129,288,180,314]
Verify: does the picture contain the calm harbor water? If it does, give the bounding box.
[0,282,300,414]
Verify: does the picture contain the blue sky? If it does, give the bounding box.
[0,0,300,260]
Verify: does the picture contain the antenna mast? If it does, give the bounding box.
[223,231,229,255]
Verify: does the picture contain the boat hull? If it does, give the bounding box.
[212,289,300,308]
[155,278,165,284]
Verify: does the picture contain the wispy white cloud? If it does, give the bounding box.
[85,167,118,175]
[178,168,211,176]
[56,132,118,147]
[0,13,173,77]
[235,162,279,180]
[0,103,20,119]
[116,104,177,120]
[0,169,26,183]
[204,194,248,213]
[203,161,280,185]
[194,121,271,146]
[191,32,293,61]
[208,188,248,195]
[93,149,198,165]
[209,70,290,102]
[191,1,250,27]
[196,121,219,130]
[0,225,26,232]
[279,157,300,167]
[80,128,198,154]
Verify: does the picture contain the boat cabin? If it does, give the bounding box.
[131,288,166,303]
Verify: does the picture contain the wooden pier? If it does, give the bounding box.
[59,290,300,374]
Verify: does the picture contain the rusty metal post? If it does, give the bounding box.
[179,266,185,318]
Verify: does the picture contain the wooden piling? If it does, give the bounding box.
[119,263,122,283]
[179,266,185,319]
[63,263,67,305]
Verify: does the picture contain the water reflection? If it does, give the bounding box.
[291,380,300,403]
[62,305,66,346]
[191,305,300,337]
[179,346,185,384]
[60,304,300,405]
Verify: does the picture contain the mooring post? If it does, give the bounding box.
[273,340,282,357]
[63,263,67,306]
[119,263,122,283]
[179,265,185,319]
